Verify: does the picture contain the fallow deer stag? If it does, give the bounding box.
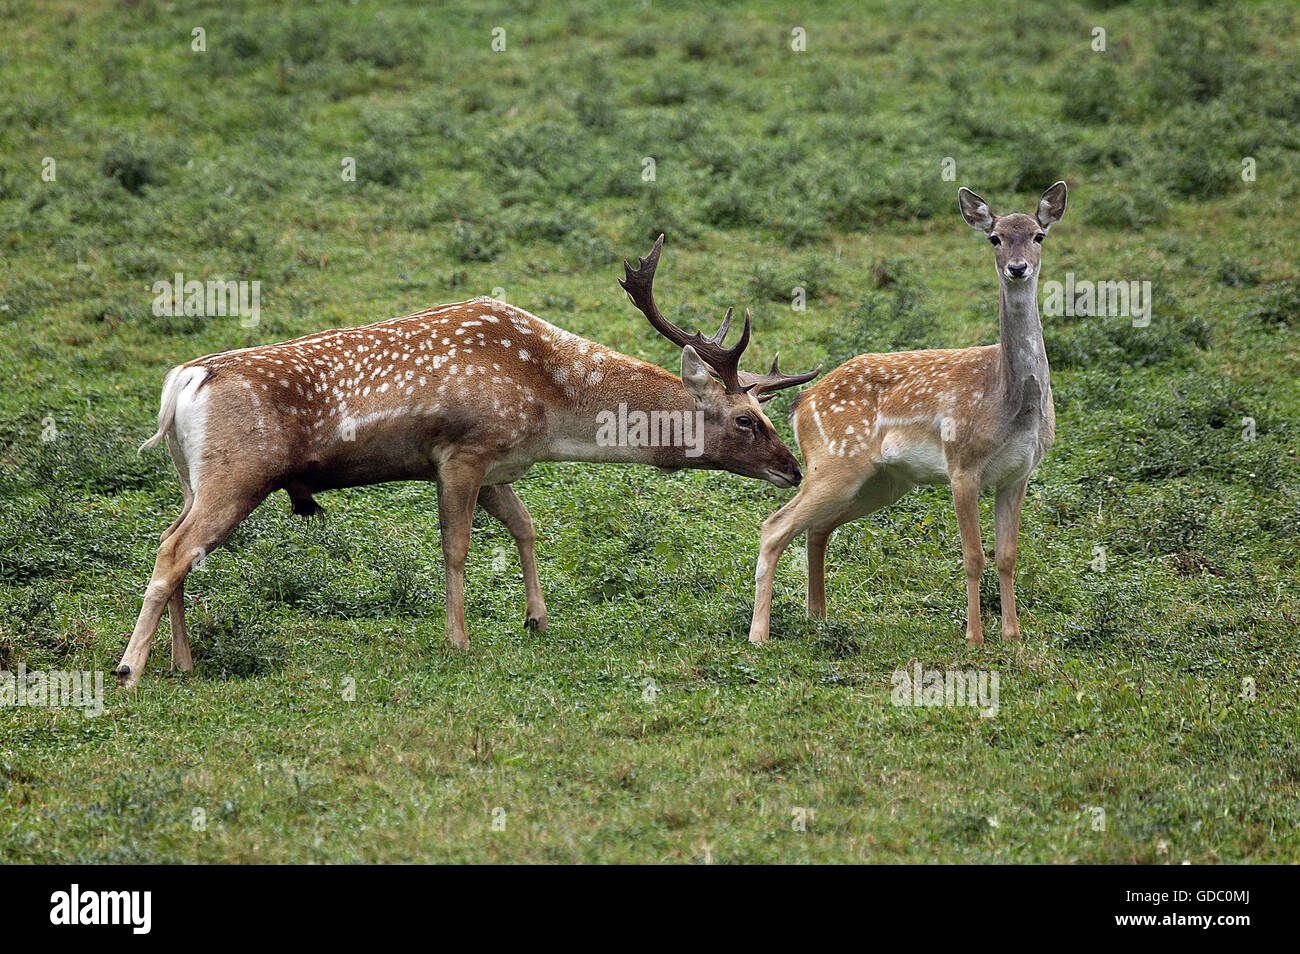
[748,182,1068,646]
[116,235,817,687]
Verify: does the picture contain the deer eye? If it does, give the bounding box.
[736,415,755,428]
[1034,233,1045,243]
[989,235,1001,246]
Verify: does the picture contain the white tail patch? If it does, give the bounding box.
[138,366,184,453]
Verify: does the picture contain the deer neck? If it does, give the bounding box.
[996,277,1050,405]
[543,360,706,468]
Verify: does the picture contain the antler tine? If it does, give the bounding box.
[619,234,665,314]
[737,351,823,403]
[709,307,733,345]
[620,233,690,352]
[618,234,751,392]
[724,308,752,362]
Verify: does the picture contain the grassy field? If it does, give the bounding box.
[1,0,1298,863]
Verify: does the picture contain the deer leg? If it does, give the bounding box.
[994,478,1028,642]
[161,465,195,673]
[115,485,266,688]
[750,494,808,644]
[750,483,857,644]
[806,528,831,619]
[436,455,486,650]
[162,435,194,539]
[806,472,911,623]
[168,577,193,672]
[159,507,190,542]
[951,473,985,646]
[478,484,547,631]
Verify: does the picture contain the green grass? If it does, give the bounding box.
[1,0,1299,862]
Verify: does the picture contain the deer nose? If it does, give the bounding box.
[1008,261,1028,278]
[791,462,803,485]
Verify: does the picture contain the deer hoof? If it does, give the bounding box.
[113,665,132,686]
[525,614,548,632]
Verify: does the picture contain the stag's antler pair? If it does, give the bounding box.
[620,234,818,402]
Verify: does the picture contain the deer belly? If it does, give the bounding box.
[879,431,949,484]
[483,457,533,484]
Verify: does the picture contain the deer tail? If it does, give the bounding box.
[138,365,184,453]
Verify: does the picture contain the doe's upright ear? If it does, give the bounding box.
[958,187,995,232]
[1036,180,1068,230]
[680,345,713,401]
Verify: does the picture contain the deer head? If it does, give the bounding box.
[959,181,1068,284]
[620,235,819,488]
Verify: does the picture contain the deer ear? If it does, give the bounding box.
[680,346,712,400]
[958,188,995,232]
[1037,181,1067,229]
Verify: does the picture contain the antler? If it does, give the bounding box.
[620,234,821,398]
[620,234,751,393]
[737,353,823,403]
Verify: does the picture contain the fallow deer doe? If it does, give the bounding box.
[116,235,817,687]
[748,182,1068,646]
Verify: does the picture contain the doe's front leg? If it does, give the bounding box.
[994,478,1028,642]
[950,473,985,647]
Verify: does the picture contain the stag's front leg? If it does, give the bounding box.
[950,473,985,646]
[478,484,548,631]
[806,528,830,619]
[436,456,486,649]
[994,478,1028,642]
